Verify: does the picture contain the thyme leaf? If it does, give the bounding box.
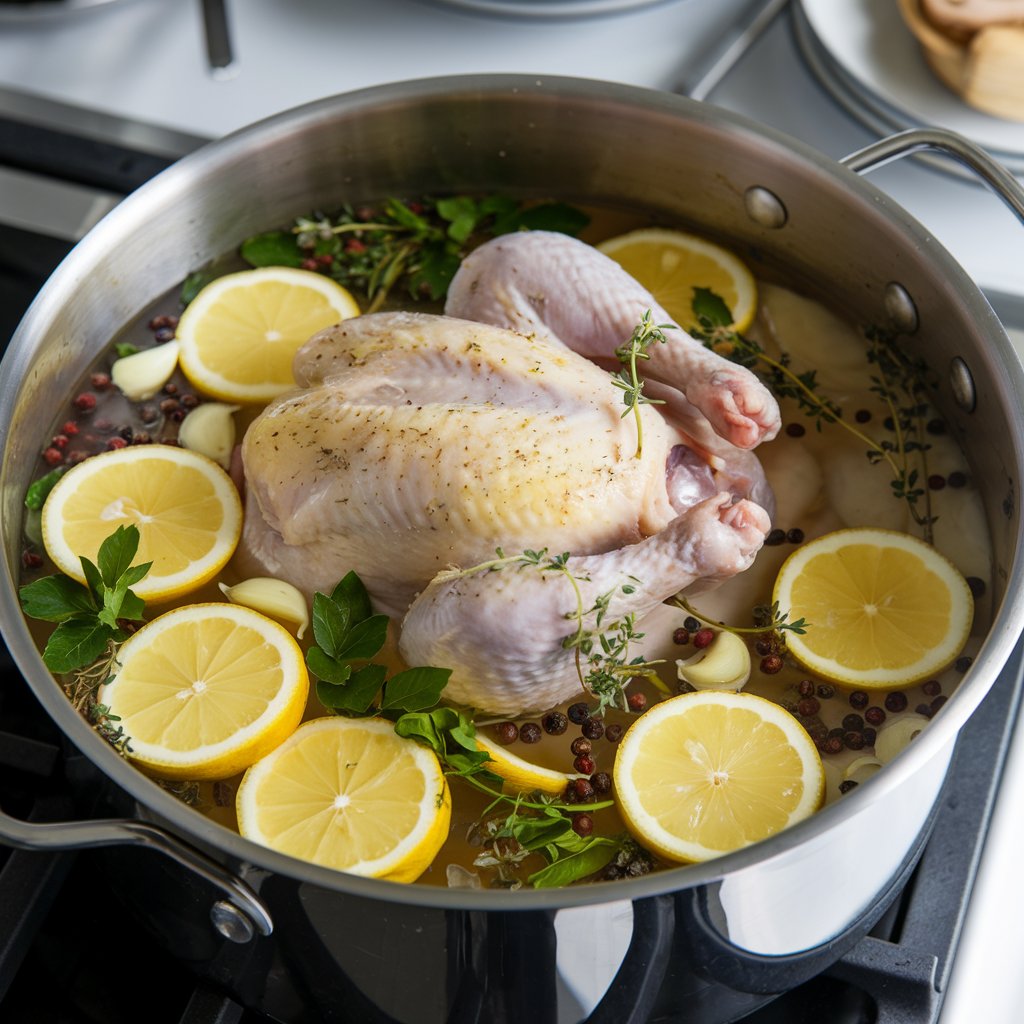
[612,310,673,459]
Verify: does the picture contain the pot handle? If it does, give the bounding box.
[840,127,1024,226]
[0,803,273,940]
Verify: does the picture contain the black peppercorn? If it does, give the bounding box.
[816,683,835,700]
[862,727,877,746]
[884,692,908,713]
[683,616,701,633]
[570,737,592,756]
[842,713,864,732]
[591,771,612,794]
[754,635,777,657]
[786,527,805,544]
[931,695,948,714]
[922,679,942,697]
[947,471,968,488]
[519,722,542,744]
[604,724,624,743]
[838,779,859,794]
[844,731,865,751]
[672,627,690,645]
[760,654,784,675]
[582,718,605,741]
[864,706,886,727]
[849,691,869,710]
[823,736,844,755]
[567,702,591,724]
[765,528,786,546]
[785,422,806,438]
[574,754,596,775]
[797,697,820,717]
[542,711,568,736]
[915,703,933,717]
[955,656,973,673]
[797,679,815,697]
[854,409,872,424]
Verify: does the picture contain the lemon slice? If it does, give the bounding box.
[98,603,308,780]
[597,228,757,332]
[236,717,450,883]
[41,444,242,602]
[773,528,974,688]
[613,691,824,863]
[177,267,361,403]
[476,733,574,796]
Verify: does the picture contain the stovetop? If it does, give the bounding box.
[2,3,1024,1019]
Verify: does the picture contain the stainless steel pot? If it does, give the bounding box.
[2,75,1024,1023]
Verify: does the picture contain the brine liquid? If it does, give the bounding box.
[18,204,992,889]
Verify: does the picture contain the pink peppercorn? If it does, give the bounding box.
[73,392,97,413]
[693,628,715,649]
[107,437,128,450]
[42,447,64,466]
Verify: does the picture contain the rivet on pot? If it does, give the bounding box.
[949,357,976,413]
[744,186,787,229]
[210,899,256,944]
[883,283,919,334]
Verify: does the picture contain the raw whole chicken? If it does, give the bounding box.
[239,231,780,714]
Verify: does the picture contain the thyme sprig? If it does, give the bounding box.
[689,288,937,543]
[670,596,808,661]
[442,548,666,714]
[611,310,674,459]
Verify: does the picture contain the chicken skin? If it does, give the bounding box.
[238,232,778,714]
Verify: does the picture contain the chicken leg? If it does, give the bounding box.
[399,492,770,715]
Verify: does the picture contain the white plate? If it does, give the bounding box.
[798,0,1024,161]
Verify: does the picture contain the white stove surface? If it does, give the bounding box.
[1,1,1023,1020]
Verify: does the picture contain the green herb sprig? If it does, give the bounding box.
[239,195,589,313]
[612,310,674,459]
[19,524,151,674]
[689,288,937,542]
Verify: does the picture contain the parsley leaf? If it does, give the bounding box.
[19,524,150,674]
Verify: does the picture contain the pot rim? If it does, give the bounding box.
[3,72,1023,911]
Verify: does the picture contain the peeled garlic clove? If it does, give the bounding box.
[874,714,929,765]
[676,630,751,691]
[111,340,180,400]
[843,755,883,784]
[178,402,240,469]
[219,577,309,638]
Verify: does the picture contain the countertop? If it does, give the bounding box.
[0,0,1022,1020]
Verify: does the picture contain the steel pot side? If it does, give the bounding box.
[1,74,1023,927]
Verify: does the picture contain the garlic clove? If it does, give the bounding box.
[178,402,240,469]
[842,755,883,784]
[111,340,180,400]
[218,577,309,639]
[873,714,929,765]
[676,630,751,691]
